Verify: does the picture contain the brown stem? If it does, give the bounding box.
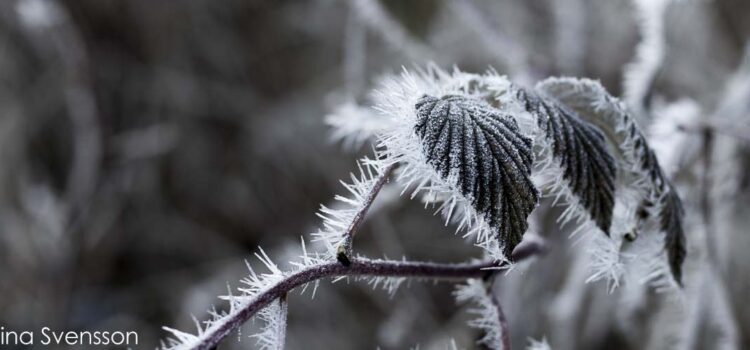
[485,274,511,350]
[182,258,499,350]
[491,294,511,350]
[337,163,396,265]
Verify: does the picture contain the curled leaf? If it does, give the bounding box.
[536,77,686,285]
[516,88,617,234]
[414,95,539,258]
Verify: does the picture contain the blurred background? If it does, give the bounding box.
[0,0,748,349]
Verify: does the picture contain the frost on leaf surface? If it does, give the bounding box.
[414,94,538,258]
[535,77,687,285]
[515,87,617,234]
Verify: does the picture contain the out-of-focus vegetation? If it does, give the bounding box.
[0,1,749,349]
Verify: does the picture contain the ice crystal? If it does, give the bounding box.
[251,297,288,350]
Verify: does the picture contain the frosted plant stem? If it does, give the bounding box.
[275,295,288,350]
[700,128,717,264]
[487,275,511,350]
[188,258,498,350]
[690,127,740,349]
[337,163,396,265]
[623,0,670,121]
[492,295,510,350]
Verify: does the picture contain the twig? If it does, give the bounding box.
[623,0,670,121]
[336,163,396,265]
[491,293,511,350]
[485,274,511,350]
[187,258,498,350]
[274,295,288,350]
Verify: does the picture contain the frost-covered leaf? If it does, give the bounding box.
[535,77,686,285]
[515,87,617,234]
[414,94,538,258]
[660,183,686,284]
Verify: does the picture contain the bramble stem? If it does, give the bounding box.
[274,295,288,350]
[491,292,511,349]
[485,273,511,350]
[336,163,397,265]
[188,258,499,350]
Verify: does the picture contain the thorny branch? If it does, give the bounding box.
[273,295,288,350]
[187,258,499,350]
[491,293,511,350]
[336,163,396,265]
[486,274,511,350]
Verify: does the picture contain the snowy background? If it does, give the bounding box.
[0,0,748,349]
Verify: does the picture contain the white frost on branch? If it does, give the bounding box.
[622,0,672,121]
[454,279,504,350]
[312,158,389,259]
[160,240,328,350]
[352,256,408,296]
[251,297,288,350]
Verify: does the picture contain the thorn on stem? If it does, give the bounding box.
[336,251,352,266]
[337,235,353,266]
[624,230,638,242]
